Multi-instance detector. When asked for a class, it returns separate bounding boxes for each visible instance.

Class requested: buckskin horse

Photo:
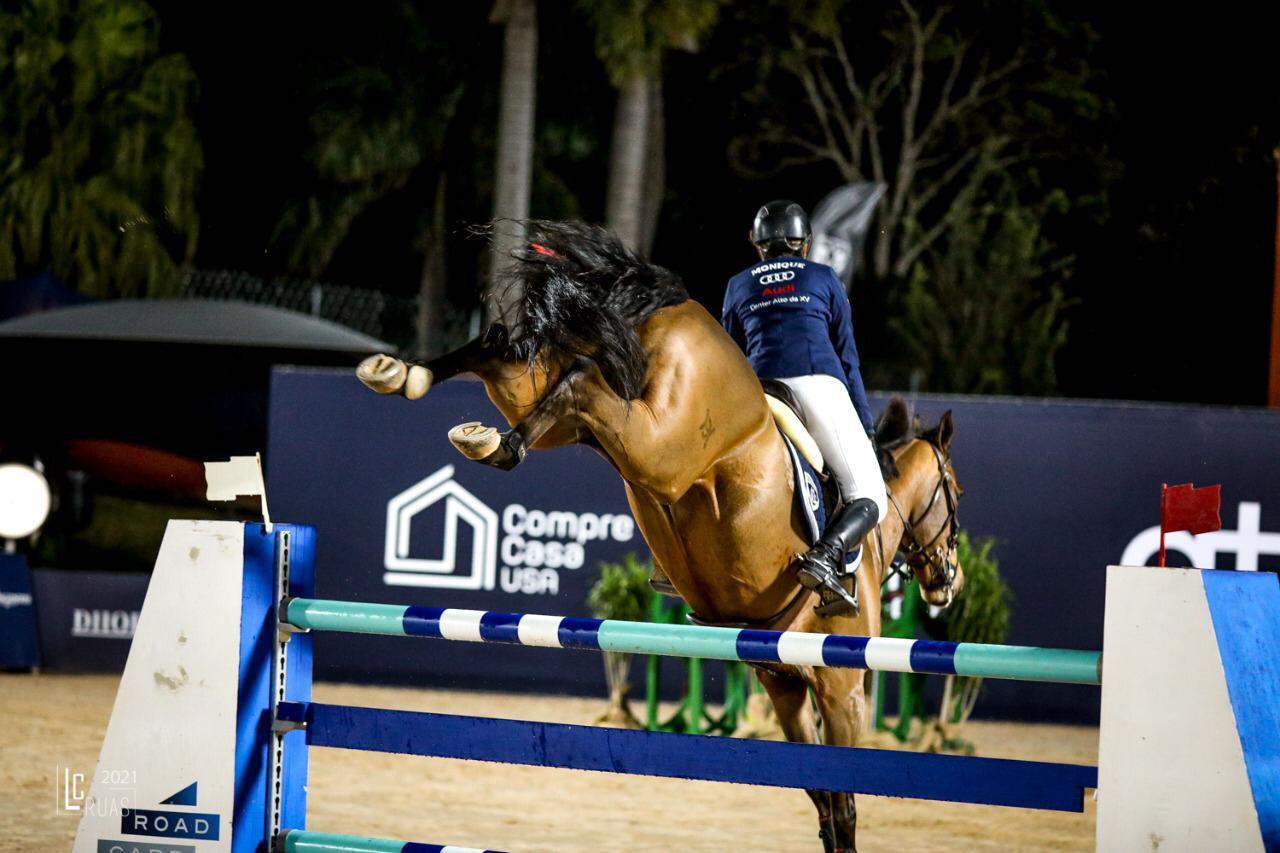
[356,221,964,853]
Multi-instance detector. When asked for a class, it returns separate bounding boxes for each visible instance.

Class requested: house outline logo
[384,465,499,589]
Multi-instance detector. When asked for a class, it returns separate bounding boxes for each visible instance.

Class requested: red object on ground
[1159,483,1223,566]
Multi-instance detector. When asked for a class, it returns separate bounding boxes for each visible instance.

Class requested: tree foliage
[577,0,722,253]
[0,0,202,297]
[268,3,598,354]
[735,0,1116,393]
[746,0,1112,277]
[577,0,721,84]
[273,2,464,278]
[890,179,1076,395]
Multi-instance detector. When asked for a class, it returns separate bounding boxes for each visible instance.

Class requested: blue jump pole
[278,701,1097,813]
[282,598,1102,686]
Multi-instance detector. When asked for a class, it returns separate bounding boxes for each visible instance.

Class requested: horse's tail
[496,220,688,400]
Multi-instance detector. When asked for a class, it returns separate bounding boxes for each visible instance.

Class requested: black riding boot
[796,497,880,616]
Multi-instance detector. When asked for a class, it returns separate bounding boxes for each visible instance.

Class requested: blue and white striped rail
[276,829,504,853]
[282,598,1101,685]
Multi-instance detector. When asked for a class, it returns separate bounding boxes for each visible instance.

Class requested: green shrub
[588,552,656,728]
[941,532,1011,646]
[588,552,655,622]
[938,531,1012,729]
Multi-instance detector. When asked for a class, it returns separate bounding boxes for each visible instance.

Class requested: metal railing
[180,268,478,354]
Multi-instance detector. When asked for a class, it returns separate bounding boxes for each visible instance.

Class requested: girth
[685,582,815,632]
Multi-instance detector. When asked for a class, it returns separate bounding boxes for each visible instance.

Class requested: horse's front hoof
[357,355,432,399]
[403,365,433,400]
[357,354,406,394]
[448,422,502,460]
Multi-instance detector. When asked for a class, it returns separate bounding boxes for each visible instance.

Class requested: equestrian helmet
[750,200,811,257]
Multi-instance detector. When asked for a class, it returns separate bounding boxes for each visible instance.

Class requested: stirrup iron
[797,557,859,616]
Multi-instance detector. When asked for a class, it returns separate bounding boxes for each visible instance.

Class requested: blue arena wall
[266,366,1280,722]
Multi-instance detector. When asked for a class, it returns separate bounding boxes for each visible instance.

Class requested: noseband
[887,441,961,606]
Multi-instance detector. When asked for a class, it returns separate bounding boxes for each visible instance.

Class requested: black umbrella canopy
[0,299,397,458]
[0,298,393,352]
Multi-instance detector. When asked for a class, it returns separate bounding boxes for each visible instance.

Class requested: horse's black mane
[495,220,688,400]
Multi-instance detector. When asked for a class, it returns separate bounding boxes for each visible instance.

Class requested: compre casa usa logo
[384,465,636,595]
[1121,500,1279,570]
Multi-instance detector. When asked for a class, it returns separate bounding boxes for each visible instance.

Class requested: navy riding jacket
[721,255,874,432]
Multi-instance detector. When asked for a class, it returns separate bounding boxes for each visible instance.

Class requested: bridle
[886,440,961,606]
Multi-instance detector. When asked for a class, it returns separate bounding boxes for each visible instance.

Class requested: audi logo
[759,271,795,285]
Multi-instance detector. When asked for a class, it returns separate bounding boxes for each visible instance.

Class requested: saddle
[761,379,825,474]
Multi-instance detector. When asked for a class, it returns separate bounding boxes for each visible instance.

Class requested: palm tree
[605,75,651,251]
[0,0,202,297]
[579,0,721,254]
[488,0,539,322]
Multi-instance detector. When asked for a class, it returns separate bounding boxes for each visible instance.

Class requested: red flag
[1159,483,1222,566]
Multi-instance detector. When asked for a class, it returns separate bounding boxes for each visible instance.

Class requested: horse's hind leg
[755,668,838,853]
[812,668,867,852]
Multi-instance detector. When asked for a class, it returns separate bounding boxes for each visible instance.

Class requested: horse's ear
[936,410,955,451]
[875,396,911,447]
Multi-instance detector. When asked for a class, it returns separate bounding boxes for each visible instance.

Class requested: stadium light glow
[0,464,52,540]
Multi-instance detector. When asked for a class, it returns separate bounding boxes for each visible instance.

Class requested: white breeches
[778,374,888,519]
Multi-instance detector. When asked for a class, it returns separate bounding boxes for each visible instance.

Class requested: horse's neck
[875,441,930,577]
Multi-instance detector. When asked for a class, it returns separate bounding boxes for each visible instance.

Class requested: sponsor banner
[909,394,1280,722]
[31,570,148,671]
[0,552,41,668]
[268,368,1280,721]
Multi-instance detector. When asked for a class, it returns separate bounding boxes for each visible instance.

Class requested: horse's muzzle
[920,554,964,607]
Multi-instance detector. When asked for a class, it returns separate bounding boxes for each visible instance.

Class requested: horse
[357,221,964,853]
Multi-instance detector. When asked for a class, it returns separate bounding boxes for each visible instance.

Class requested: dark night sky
[154,1,1280,406]
[1058,6,1279,404]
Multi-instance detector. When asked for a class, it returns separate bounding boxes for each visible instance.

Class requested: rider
[721,200,887,615]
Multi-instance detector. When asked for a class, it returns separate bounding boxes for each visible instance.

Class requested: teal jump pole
[275,829,502,853]
[283,598,1101,686]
